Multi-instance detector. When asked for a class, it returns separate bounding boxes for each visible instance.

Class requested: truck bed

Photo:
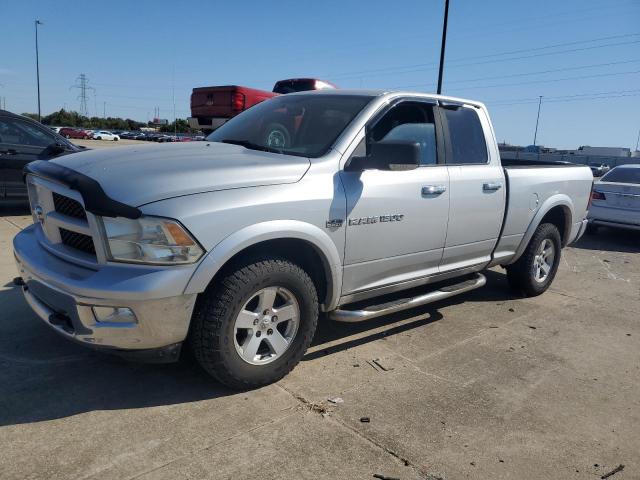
[490,162,593,265]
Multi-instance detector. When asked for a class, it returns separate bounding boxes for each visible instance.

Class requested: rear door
[0,115,60,198]
[438,104,505,272]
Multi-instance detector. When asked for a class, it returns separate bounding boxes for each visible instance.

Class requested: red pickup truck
[188,78,336,133]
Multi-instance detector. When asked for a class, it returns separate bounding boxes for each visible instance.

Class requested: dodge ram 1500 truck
[14,90,593,389]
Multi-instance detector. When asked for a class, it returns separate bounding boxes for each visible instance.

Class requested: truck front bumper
[13,224,198,361]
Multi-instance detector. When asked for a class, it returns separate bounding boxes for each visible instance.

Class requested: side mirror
[45,143,67,155]
[346,140,420,172]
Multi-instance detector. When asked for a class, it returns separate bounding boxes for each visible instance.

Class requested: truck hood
[52,142,311,206]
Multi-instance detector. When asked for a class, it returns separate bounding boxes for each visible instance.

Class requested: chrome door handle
[483,182,502,191]
[422,185,447,195]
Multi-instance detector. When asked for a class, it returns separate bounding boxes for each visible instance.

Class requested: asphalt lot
[1,199,639,480]
[73,138,151,148]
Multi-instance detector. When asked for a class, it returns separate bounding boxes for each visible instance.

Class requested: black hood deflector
[23,160,141,219]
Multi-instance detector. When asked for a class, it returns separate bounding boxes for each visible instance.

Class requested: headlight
[102,216,204,265]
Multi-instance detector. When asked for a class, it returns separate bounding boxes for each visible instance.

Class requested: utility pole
[437,0,450,95]
[35,19,43,121]
[103,101,106,118]
[70,74,95,117]
[635,128,640,152]
[172,66,177,138]
[533,96,543,146]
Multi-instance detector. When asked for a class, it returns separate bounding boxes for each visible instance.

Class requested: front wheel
[189,258,319,389]
[506,223,561,297]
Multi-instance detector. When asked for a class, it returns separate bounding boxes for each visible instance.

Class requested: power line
[393,58,640,89]
[449,68,640,91]
[485,88,640,105]
[324,36,640,82]
[488,90,640,107]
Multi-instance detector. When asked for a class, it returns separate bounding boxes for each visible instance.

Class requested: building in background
[576,146,631,157]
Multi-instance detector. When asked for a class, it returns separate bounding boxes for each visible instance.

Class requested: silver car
[588,165,640,232]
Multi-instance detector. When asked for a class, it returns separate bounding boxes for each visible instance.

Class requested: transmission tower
[70,74,95,116]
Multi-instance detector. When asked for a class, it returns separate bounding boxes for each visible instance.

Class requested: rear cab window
[441,106,488,165]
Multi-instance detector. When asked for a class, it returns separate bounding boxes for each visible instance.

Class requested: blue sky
[1,0,639,149]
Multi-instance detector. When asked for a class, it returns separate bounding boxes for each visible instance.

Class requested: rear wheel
[506,223,561,297]
[189,258,318,389]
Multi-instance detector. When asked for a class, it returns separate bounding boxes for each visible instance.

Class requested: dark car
[0,110,82,199]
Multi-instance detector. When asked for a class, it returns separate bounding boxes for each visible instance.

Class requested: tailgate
[190,87,236,117]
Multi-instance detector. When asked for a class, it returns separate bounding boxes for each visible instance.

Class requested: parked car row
[53,127,120,141]
[118,131,205,142]
[49,127,205,142]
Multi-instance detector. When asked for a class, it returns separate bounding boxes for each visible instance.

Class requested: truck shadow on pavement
[0,269,517,427]
[571,228,640,253]
[304,269,519,361]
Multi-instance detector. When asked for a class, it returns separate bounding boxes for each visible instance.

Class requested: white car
[93,131,120,141]
[588,165,640,232]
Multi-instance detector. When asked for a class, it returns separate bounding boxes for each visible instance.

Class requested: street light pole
[35,19,43,122]
[437,0,450,95]
[533,95,543,146]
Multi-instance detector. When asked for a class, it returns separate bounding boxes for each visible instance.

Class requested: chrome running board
[329,273,486,323]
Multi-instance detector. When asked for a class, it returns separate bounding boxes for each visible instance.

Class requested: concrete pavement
[1,203,638,480]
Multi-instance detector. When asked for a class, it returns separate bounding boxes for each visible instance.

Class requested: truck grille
[60,228,96,256]
[53,192,87,220]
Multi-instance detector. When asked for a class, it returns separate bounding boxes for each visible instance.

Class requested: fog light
[92,306,137,324]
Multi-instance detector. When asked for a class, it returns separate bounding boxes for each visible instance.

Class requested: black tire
[96,136,102,140]
[189,258,318,390]
[585,223,598,235]
[506,223,561,297]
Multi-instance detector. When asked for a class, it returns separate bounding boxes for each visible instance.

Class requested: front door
[340,100,450,295]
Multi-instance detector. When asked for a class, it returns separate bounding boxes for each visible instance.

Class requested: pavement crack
[276,383,430,479]
[3,218,26,231]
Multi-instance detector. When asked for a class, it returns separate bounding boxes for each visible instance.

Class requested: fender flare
[504,194,574,265]
[183,220,343,311]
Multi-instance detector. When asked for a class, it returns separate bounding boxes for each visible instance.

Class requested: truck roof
[286,88,486,109]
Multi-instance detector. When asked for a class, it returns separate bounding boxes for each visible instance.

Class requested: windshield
[207,94,373,158]
[601,167,640,184]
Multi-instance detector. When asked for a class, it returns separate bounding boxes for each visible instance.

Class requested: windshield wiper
[218,139,282,154]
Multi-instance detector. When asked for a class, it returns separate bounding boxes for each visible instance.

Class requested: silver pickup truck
[13,90,593,389]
